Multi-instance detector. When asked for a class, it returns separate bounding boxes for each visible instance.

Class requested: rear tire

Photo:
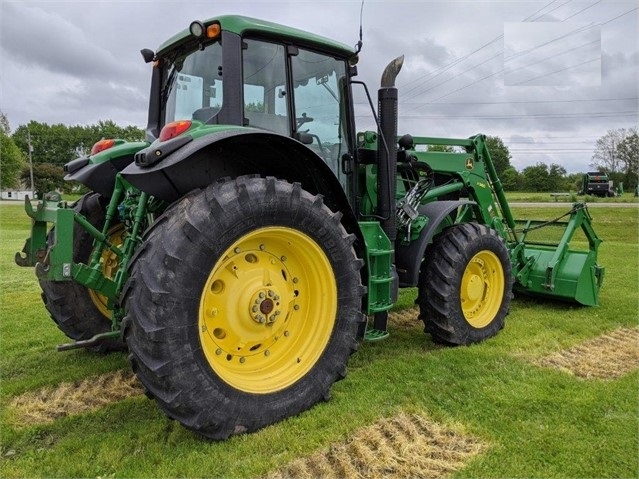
[123,176,364,439]
[417,223,512,345]
[39,192,125,352]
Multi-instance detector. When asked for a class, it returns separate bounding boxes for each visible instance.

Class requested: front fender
[396,200,475,287]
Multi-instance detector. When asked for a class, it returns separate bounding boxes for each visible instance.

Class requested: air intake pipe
[377,55,404,242]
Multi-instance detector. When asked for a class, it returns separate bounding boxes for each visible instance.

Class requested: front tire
[123,176,364,439]
[417,223,512,345]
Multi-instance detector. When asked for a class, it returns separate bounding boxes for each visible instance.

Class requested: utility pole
[27,128,35,197]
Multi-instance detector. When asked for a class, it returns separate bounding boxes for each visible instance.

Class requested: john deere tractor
[16,15,604,439]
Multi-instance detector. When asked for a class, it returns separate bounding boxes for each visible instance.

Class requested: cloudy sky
[1,0,637,173]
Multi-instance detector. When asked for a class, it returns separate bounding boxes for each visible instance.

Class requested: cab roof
[156,15,356,59]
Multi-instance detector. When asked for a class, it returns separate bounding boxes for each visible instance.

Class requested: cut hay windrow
[535,327,639,379]
[266,412,485,479]
[8,370,143,427]
[388,306,420,330]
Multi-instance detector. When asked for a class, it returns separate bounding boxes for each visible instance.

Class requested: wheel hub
[249,289,282,324]
[466,274,484,301]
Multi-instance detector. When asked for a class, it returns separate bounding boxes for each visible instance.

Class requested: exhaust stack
[372,56,403,334]
[377,55,404,242]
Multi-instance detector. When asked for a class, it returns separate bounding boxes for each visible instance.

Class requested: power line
[510,57,600,86]
[509,151,592,154]
[562,0,604,22]
[389,110,637,119]
[407,22,602,106]
[511,148,594,151]
[505,38,600,78]
[400,37,503,95]
[523,0,564,21]
[527,0,574,21]
[403,51,502,102]
[602,6,638,25]
[398,97,637,106]
[392,4,636,106]
[357,114,634,121]
[504,23,597,63]
[398,1,565,95]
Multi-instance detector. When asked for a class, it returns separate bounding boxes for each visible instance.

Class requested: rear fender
[122,128,366,298]
[64,141,148,197]
[396,200,475,287]
[121,128,356,229]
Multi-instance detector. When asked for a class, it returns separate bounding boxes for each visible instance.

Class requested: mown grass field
[504,191,638,203]
[1,201,637,478]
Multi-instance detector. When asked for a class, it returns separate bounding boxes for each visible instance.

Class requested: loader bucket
[512,203,604,306]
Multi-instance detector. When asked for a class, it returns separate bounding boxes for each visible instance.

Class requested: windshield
[162,41,223,125]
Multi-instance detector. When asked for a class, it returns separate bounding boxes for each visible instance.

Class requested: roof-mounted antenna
[355,0,365,54]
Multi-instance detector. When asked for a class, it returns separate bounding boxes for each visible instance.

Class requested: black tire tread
[123,176,363,439]
[417,223,513,345]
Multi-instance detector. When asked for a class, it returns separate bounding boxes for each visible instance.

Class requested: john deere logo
[465,157,474,169]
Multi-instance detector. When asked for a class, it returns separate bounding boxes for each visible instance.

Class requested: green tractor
[16,15,604,439]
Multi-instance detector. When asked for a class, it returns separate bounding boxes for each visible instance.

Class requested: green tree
[616,130,639,190]
[245,101,265,113]
[485,136,512,178]
[500,166,521,191]
[21,163,66,199]
[427,144,454,152]
[590,128,637,176]
[522,163,549,191]
[0,110,10,135]
[13,122,78,166]
[548,163,567,191]
[1,131,26,189]
[12,120,145,166]
[521,162,568,192]
[566,172,584,192]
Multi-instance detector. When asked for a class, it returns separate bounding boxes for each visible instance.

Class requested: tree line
[1,112,144,198]
[1,110,637,198]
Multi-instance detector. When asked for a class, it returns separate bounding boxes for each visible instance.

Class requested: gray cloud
[0,2,129,80]
[0,0,636,173]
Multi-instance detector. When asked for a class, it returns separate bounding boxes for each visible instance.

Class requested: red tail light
[91,139,116,155]
[159,120,192,142]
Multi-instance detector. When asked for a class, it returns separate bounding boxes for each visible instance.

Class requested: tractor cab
[144,16,356,190]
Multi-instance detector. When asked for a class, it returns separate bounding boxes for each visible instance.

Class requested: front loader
[16,15,604,439]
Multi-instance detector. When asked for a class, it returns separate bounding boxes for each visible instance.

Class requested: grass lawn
[504,191,638,203]
[1,201,637,478]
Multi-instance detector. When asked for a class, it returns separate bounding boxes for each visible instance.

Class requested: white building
[1,189,36,200]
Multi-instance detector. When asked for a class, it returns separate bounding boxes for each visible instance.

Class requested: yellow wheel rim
[460,250,505,328]
[199,227,337,394]
[88,224,125,318]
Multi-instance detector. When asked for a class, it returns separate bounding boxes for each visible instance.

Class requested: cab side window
[242,40,290,135]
